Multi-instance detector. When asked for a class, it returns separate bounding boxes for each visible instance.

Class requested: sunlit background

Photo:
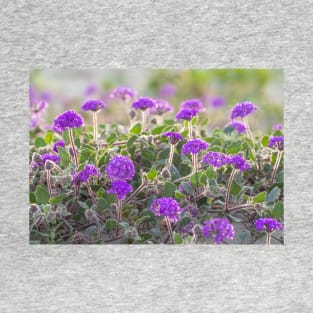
[30,69,283,134]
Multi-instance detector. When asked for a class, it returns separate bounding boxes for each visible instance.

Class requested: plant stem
[165,217,174,244]
[188,121,193,139]
[87,183,97,205]
[116,199,123,236]
[167,144,175,170]
[271,150,283,183]
[142,110,147,131]
[46,170,53,197]
[191,153,198,173]
[93,111,98,146]
[69,128,79,169]
[225,167,237,212]
[126,182,154,204]
[243,117,254,144]
[266,232,271,245]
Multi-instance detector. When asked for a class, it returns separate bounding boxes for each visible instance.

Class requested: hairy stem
[46,170,53,197]
[271,150,283,183]
[126,182,154,204]
[69,128,79,169]
[266,232,271,245]
[243,116,254,144]
[191,153,198,173]
[225,167,237,212]
[116,199,123,236]
[142,110,147,131]
[87,183,97,205]
[167,144,175,170]
[188,121,193,139]
[165,217,174,244]
[93,111,98,146]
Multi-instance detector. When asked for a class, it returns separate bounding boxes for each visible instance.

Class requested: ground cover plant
[29,69,284,244]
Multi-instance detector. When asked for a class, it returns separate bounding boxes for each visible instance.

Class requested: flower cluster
[81,99,106,112]
[254,218,283,232]
[131,97,156,110]
[110,86,136,102]
[268,136,284,150]
[175,108,198,121]
[181,139,208,155]
[210,96,226,108]
[231,101,258,119]
[42,154,61,164]
[150,197,182,222]
[227,121,246,133]
[163,132,183,145]
[53,110,83,132]
[202,218,235,244]
[272,124,283,131]
[180,99,205,112]
[73,164,101,185]
[52,140,65,153]
[227,154,251,171]
[159,83,176,98]
[203,151,228,168]
[108,181,133,200]
[149,99,173,115]
[105,155,135,181]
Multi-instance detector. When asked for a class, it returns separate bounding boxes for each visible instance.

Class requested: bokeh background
[30,69,283,134]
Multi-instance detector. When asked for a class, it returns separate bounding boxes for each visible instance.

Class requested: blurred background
[30,69,283,134]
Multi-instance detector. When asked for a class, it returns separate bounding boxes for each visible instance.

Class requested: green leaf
[190,172,206,187]
[49,193,67,205]
[97,198,107,211]
[262,136,269,147]
[130,123,142,134]
[180,182,195,195]
[147,167,157,180]
[206,167,216,179]
[105,219,118,231]
[230,180,241,196]
[58,147,70,168]
[35,137,46,148]
[35,185,50,204]
[173,232,183,244]
[225,140,241,154]
[253,191,267,203]
[45,131,54,144]
[174,190,185,200]
[267,186,281,202]
[142,149,154,161]
[151,125,167,135]
[163,182,177,197]
[271,201,283,218]
[127,135,138,151]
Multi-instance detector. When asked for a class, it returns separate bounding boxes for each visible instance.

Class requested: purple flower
[149,99,174,115]
[84,84,98,97]
[108,181,133,200]
[272,124,283,131]
[202,218,235,244]
[203,152,228,168]
[30,114,39,129]
[52,140,66,153]
[210,96,226,108]
[181,99,205,112]
[163,132,183,145]
[175,108,199,121]
[227,154,251,171]
[181,221,196,235]
[41,154,61,164]
[159,83,177,98]
[150,197,182,222]
[73,164,101,185]
[227,121,246,134]
[268,136,284,150]
[131,97,156,110]
[105,155,135,181]
[230,101,258,120]
[181,139,209,155]
[53,110,83,132]
[81,99,106,112]
[182,204,199,218]
[254,218,283,233]
[110,86,136,102]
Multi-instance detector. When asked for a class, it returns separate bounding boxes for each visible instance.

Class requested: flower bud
[45,160,55,171]
[32,152,42,164]
[150,118,157,125]
[30,204,40,215]
[129,109,136,120]
[161,168,171,179]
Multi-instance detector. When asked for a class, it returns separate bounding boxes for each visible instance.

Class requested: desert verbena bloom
[227,121,246,134]
[202,218,235,244]
[52,140,65,153]
[163,132,183,145]
[181,139,208,155]
[254,218,283,232]
[53,110,83,132]
[150,197,182,222]
[105,155,135,181]
[227,154,251,171]
[272,124,283,131]
[175,108,199,121]
[210,96,226,108]
[230,101,258,120]
[203,151,228,168]
[81,99,106,112]
[108,181,133,200]
[149,99,174,115]
[268,136,284,150]
[181,99,205,112]
[110,86,136,102]
[42,154,61,164]
[73,164,101,185]
[131,97,156,110]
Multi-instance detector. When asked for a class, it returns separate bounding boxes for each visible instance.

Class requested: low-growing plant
[29,86,284,245]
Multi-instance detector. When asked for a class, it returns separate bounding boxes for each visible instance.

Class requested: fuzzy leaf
[267,187,281,202]
[163,182,177,197]
[253,191,267,203]
[35,185,50,204]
